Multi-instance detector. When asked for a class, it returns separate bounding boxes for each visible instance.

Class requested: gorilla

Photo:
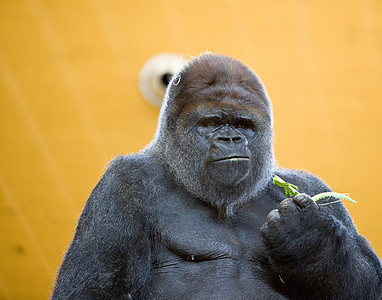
[52,55,382,299]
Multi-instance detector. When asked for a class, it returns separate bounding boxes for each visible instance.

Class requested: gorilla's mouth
[213,156,250,163]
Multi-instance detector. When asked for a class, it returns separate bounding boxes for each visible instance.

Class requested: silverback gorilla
[52,55,382,299]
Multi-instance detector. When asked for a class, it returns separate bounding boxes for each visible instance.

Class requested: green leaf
[311,192,357,203]
[272,175,299,197]
[272,175,356,204]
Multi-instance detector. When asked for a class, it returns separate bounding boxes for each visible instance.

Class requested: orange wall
[0,1,381,299]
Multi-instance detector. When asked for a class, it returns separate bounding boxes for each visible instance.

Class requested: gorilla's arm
[261,170,382,299]
[52,156,151,299]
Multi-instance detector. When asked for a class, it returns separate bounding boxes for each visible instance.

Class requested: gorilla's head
[146,55,274,218]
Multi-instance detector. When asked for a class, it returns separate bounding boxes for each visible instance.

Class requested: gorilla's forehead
[173,84,271,119]
[179,98,271,125]
[186,100,259,115]
[182,83,269,107]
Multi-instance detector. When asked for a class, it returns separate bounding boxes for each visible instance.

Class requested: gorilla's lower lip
[213,156,250,163]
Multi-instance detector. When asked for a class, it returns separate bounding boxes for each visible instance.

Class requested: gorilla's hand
[259,193,382,299]
[260,193,333,268]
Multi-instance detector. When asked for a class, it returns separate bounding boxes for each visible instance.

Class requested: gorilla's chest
[146,193,283,299]
[151,192,270,264]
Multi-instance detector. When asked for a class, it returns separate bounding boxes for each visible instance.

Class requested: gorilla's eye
[199,117,222,128]
[234,118,255,130]
[206,120,217,127]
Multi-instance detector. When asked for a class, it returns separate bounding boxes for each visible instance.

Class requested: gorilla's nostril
[218,137,231,142]
[216,136,244,144]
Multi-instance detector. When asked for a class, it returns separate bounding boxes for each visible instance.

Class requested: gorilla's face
[197,112,252,185]
[149,55,274,218]
[169,97,273,218]
[189,103,263,186]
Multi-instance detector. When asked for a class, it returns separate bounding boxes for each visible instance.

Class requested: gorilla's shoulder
[90,154,167,209]
[106,153,165,179]
[93,154,168,198]
[273,167,332,195]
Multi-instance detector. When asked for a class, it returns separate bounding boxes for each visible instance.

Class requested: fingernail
[294,194,305,201]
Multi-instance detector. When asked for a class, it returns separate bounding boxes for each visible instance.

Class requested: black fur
[52,55,382,299]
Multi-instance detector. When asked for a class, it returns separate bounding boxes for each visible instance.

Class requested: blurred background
[0,0,381,299]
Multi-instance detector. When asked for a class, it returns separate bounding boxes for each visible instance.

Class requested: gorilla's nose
[211,127,248,149]
[216,135,245,144]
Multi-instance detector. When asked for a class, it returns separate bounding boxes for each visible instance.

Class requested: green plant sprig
[272,175,356,204]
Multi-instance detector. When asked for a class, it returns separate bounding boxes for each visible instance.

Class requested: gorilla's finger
[260,222,269,236]
[260,222,277,240]
[267,209,281,223]
[260,221,283,248]
[278,198,299,216]
[292,193,318,210]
